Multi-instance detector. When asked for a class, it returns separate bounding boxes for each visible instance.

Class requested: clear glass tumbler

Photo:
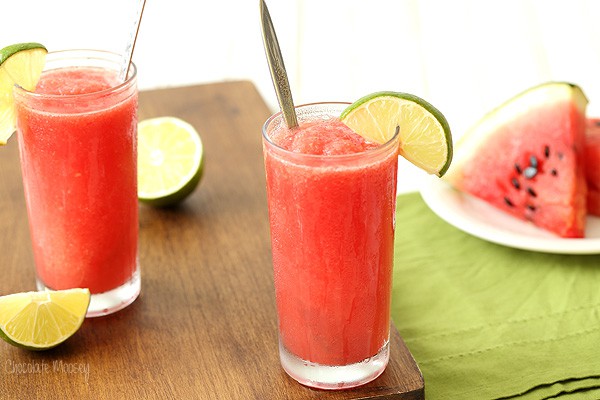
[262,103,399,389]
[14,49,140,317]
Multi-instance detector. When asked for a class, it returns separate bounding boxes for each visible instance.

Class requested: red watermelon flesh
[445,82,588,238]
[588,188,600,217]
[585,118,600,216]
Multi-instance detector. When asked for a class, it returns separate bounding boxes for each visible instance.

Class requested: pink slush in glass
[13,50,140,317]
[262,102,399,389]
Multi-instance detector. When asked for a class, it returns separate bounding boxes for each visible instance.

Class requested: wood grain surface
[0,81,424,399]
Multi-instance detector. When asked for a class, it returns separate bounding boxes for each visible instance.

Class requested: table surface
[0,81,424,399]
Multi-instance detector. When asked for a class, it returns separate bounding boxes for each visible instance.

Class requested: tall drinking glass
[13,49,140,317]
[262,103,399,389]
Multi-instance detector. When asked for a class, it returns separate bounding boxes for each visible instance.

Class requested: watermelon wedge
[444,82,588,238]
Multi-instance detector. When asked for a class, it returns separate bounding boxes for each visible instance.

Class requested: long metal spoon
[260,0,298,128]
[118,0,147,82]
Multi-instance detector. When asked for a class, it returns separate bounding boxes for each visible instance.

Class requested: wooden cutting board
[0,81,424,399]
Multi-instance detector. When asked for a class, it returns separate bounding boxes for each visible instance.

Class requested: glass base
[36,268,140,318]
[279,339,389,390]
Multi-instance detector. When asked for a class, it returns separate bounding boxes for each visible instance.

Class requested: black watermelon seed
[596,120,600,127]
[558,152,564,160]
[511,178,520,189]
[527,187,537,197]
[551,169,558,176]
[523,166,537,179]
[504,197,514,207]
[515,163,522,174]
[530,156,538,168]
[544,146,550,158]
[526,204,536,211]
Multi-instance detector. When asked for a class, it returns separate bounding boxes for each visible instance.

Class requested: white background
[6,0,600,190]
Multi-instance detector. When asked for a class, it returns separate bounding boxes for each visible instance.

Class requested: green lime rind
[341,91,453,177]
[0,42,47,65]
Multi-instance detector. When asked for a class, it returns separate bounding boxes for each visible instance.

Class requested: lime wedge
[138,116,204,207]
[340,91,453,177]
[0,288,90,350]
[0,42,47,145]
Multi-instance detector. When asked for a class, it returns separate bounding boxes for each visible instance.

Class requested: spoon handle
[260,0,298,128]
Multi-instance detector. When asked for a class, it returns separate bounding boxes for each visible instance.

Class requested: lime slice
[138,116,204,207]
[0,288,90,350]
[340,91,453,177]
[0,42,47,145]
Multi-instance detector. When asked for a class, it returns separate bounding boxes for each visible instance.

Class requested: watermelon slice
[585,118,600,216]
[444,82,588,238]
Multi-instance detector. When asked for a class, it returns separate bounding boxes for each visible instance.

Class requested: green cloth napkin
[391,192,600,400]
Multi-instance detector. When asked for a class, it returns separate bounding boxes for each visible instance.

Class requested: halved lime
[138,116,204,207]
[0,42,47,145]
[340,91,453,177]
[0,288,90,351]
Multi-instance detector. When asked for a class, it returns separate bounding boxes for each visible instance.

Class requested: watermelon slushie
[262,103,399,389]
[14,50,140,317]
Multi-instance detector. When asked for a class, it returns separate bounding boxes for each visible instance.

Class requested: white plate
[419,177,600,254]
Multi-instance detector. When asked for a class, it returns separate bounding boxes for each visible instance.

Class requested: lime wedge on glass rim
[0,42,47,145]
[340,91,453,177]
[0,288,90,351]
[138,116,204,207]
